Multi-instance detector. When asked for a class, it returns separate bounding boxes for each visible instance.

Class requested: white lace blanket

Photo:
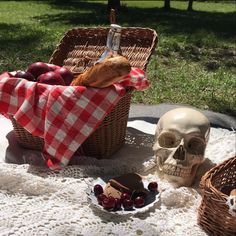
[0,116,235,236]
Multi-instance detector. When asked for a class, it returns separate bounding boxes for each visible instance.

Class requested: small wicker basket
[197,156,236,236]
[10,27,158,158]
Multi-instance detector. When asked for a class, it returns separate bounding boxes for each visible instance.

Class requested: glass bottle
[110,24,121,55]
[95,24,122,64]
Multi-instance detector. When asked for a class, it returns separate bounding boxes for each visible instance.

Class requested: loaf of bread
[70,55,131,88]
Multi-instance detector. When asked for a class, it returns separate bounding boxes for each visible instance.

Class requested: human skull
[226,189,236,217]
[153,107,210,187]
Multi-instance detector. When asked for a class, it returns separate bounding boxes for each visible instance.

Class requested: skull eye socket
[187,138,205,154]
[230,198,234,206]
[158,133,177,148]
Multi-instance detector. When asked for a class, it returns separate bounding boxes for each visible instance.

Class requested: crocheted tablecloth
[0,115,235,236]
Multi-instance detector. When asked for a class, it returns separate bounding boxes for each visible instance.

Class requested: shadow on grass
[0,23,41,50]
[1,1,234,57]
[33,1,236,41]
[0,22,53,54]
[207,97,236,118]
[0,1,235,115]
[0,23,54,71]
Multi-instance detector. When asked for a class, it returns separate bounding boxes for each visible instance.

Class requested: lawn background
[0,0,235,116]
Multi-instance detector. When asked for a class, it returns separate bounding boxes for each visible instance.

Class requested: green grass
[0,0,235,116]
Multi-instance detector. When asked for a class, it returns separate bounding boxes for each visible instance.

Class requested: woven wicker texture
[49,27,158,73]
[11,27,158,158]
[197,156,236,236]
[11,115,44,150]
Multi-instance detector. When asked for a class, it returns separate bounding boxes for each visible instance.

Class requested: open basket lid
[49,27,158,75]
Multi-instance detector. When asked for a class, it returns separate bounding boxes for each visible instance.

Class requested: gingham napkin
[0,68,149,169]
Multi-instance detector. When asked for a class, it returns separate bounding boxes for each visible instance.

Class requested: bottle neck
[95,25,122,64]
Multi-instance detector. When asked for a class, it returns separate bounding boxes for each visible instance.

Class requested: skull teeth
[163,164,192,177]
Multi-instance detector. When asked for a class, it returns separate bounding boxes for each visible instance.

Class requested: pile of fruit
[9,62,74,86]
[93,181,158,211]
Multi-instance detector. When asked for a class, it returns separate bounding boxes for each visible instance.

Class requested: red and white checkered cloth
[0,67,149,169]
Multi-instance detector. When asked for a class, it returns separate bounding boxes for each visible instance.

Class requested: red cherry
[134,196,145,208]
[120,192,131,203]
[132,190,148,200]
[102,196,116,210]
[93,184,103,196]
[122,199,134,210]
[148,182,158,192]
[97,193,107,205]
[114,198,122,210]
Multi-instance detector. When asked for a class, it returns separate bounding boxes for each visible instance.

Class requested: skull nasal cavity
[173,145,185,160]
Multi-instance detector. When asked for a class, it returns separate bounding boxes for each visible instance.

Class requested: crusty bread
[70,55,131,88]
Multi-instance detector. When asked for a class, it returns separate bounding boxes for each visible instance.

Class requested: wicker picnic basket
[197,156,236,236]
[10,27,158,158]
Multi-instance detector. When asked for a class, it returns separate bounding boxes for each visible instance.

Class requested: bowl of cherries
[87,177,160,215]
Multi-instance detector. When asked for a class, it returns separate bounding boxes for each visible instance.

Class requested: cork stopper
[110,9,116,24]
